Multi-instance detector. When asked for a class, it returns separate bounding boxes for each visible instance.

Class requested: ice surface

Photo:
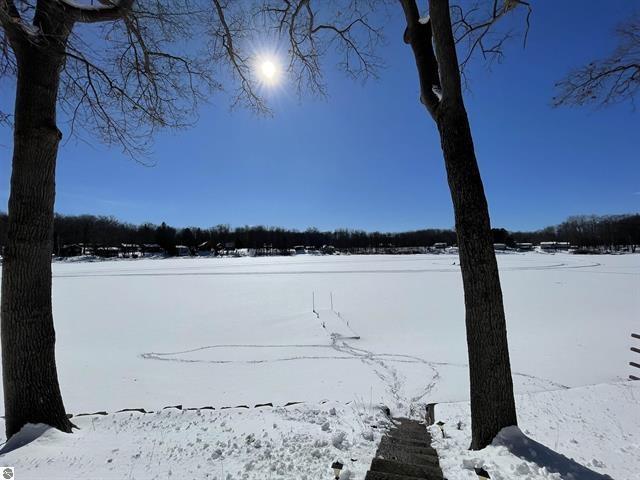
[10,252,632,414]
[0,252,637,478]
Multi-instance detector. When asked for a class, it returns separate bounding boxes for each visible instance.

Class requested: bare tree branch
[0,1,221,158]
[59,0,134,24]
[258,0,386,97]
[56,2,218,157]
[2,0,19,19]
[211,0,267,112]
[0,24,17,73]
[1,0,535,157]
[554,15,640,108]
[0,0,35,45]
[399,0,440,119]
[397,0,530,118]
[450,0,531,84]
[0,107,11,128]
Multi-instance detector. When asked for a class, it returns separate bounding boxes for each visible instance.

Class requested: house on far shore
[540,241,557,251]
[141,244,165,255]
[95,246,120,258]
[540,241,571,251]
[197,241,213,255]
[493,243,507,251]
[432,242,447,250]
[222,241,236,255]
[175,245,191,256]
[121,243,141,257]
[516,242,534,251]
[293,245,306,255]
[321,245,336,255]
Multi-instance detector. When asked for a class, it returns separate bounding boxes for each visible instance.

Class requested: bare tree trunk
[401,0,517,449]
[436,102,517,450]
[1,44,73,438]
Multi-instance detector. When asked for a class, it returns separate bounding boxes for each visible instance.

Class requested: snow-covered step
[376,442,440,467]
[364,471,426,480]
[378,437,438,457]
[365,417,444,480]
[381,433,436,450]
[370,458,444,479]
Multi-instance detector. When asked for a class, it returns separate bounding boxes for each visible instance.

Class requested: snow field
[0,252,637,478]
[0,401,388,479]
[432,381,640,480]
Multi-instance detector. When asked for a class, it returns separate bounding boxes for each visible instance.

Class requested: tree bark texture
[435,102,518,450]
[1,40,73,438]
[401,0,518,449]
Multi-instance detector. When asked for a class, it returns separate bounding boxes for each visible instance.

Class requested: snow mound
[431,382,639,480]
[0,402,390,479]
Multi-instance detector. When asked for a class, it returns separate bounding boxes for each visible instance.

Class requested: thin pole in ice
[312,291,319,318]
[330,292,334,311]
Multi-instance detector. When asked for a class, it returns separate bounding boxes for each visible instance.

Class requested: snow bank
[432,381,640,480]
[0,401,388,480]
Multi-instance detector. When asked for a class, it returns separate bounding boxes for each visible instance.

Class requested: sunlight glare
[258,58,279,85]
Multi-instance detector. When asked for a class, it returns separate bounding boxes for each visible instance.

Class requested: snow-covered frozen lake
[3,252,636,415]
[0,252,638,479]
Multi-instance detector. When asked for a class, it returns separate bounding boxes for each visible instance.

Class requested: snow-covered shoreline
[1,381,637,479]
[432,380,640,480]
[0,253,637,478]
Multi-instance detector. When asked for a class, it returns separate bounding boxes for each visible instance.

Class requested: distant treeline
[509,214,640,248]
[0,212,638,253]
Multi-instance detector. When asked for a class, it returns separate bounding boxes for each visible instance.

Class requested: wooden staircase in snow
[364,417,445,480]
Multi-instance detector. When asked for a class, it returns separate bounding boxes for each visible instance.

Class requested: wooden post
[426,403,437,426]
[630,333,639,381]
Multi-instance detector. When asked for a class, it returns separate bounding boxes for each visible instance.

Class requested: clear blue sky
[1,1,638,232]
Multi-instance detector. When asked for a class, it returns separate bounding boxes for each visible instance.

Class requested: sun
[258,58,279,84]
[261,60,276,79]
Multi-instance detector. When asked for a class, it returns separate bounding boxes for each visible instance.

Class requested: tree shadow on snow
[493,426,612,480]
[0,423,51,455]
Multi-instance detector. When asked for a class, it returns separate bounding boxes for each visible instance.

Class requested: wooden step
[364,471,427,480]
[388,428,431,440]
[375,448,441,468]
[364,416,444,480]
[378,437,438,457]
[370,458,444,480]
[381,435,438,452]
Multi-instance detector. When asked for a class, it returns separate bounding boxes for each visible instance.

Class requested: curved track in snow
[141,310,568,410]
